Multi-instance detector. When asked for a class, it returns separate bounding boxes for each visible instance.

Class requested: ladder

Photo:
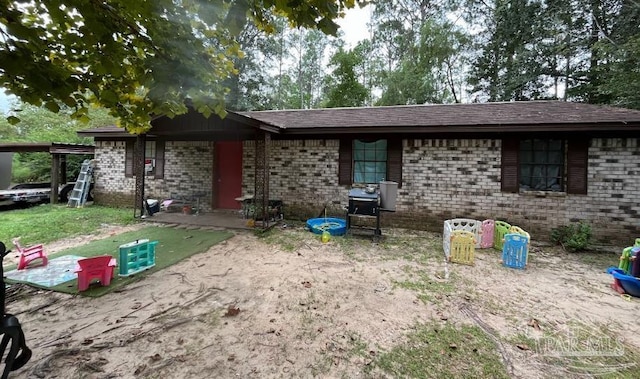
[67,160,95,208]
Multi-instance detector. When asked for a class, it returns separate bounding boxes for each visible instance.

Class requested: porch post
[50,153,60,204]
[254,130,270,228]
[133,134,146,218]
[60,154,67,184]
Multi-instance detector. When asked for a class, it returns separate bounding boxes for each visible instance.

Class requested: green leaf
[44,101,60,113]
[7,116,21,125]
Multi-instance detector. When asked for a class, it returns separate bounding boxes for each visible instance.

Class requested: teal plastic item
[118,239,158,277]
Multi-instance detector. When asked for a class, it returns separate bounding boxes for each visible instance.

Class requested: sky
[0,6,373,115]
[0,89,14,114]
[336,4,372,48]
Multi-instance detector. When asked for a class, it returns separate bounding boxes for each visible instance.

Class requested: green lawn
[0,204,135,246]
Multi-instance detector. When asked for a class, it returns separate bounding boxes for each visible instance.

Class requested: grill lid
[348,188,378,200]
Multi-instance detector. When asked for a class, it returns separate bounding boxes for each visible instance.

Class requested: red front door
[215,141,243,209]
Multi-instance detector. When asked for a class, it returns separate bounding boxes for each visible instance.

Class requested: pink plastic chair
[480,219,495,249]
[74,256,117,291]
[12,238,48,270]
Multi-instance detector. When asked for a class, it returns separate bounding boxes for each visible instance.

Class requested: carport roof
[0,142,94,154]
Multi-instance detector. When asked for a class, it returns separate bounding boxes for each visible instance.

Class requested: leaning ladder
[67,160,94,208]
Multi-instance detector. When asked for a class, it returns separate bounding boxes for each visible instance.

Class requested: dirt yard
[4,222,639,379]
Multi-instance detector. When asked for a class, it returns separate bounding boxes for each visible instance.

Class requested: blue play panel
[4,255,83,287]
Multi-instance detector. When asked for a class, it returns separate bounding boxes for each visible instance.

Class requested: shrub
[551,222,592,252]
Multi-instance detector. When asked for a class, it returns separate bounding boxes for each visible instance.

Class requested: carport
[0,142,95,203]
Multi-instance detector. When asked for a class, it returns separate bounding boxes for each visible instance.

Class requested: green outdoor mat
[4,226,234,297]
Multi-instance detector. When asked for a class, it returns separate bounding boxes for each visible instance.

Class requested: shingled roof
[241,100,640,134]
[78,101,640,138]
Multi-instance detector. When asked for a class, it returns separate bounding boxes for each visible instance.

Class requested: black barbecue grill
[346,188,381,236]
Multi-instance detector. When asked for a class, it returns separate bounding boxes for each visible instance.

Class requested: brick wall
[94,140,214,210]
[242,139,346,203]
[242,138,640,242]
[95,137,640,242]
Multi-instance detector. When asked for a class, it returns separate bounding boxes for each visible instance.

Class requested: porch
[143,209,254,230]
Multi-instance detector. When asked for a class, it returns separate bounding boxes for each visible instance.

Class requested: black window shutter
[125,140,134,178]
[566,139,589,195]
[386,138,403,188]
[501,138,519,193]
[154,140,165,179]
[338,139,352,185]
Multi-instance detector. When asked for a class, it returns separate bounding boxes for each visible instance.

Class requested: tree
[0,0,362,132]
[593,1,640,109]
[370,0,469,105]
[467,0,548,101]
[323,46,369,107]
[0,102,116,182]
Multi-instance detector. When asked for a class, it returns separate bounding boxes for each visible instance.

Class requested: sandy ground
[3,223,639,379]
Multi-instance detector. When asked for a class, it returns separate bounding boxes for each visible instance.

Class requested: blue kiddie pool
[306,217,347,236]
[608,267,640,297]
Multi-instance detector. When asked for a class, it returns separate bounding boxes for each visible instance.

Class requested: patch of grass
[574,251,620,271]
[334,234,371,260]
[375,233,443,263]
[258,227,307,252]
[0,204,135,245]
[393,269,457,303]
[368,322,509,379]
[333,230,443,263]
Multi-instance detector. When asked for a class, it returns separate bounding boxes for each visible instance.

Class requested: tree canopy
[2,0,640,137]
[0,0,361,133]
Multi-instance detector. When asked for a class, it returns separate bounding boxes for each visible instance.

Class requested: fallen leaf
[224,305,241,317]
[134,364,147,375]
[528,319,541,330]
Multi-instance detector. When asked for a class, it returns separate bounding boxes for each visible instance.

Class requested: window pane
[353,139,387,184]
[548,150,563,164]
[519,139,565,192]
[364,149,377,160]
[548,140,562,151]
[353,161,366,183]
[533,139,546,151]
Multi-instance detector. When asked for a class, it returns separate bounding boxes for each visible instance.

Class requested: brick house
[78,101,640,242]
